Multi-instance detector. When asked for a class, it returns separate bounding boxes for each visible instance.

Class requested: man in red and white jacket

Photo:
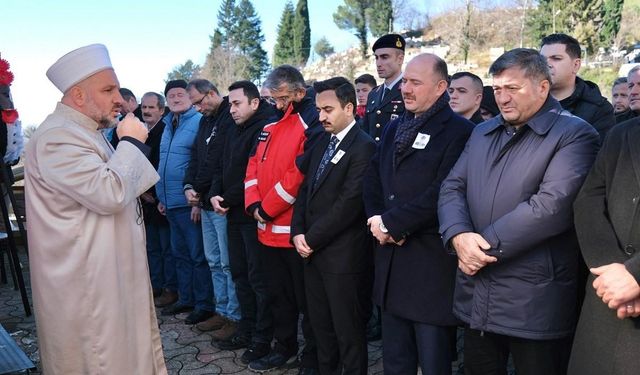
[244,65,320,374]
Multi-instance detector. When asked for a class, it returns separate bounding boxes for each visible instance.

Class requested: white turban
[46,44,113,93]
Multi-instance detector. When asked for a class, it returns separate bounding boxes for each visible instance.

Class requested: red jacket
[244,104,308,248]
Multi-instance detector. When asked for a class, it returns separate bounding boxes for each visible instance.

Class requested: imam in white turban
[46,44,113,93]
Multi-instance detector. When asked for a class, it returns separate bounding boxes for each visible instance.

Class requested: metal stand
[0,160,31,316]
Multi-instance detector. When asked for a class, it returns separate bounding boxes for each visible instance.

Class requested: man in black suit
[291,77,376,375]
[568,68,640,375]
[361,34,406,143]
[363,53,474,374]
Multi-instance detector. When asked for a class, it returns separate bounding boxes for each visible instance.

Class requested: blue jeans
[166,207,214,311]
[201,209,241,321]
[146,222,177,292]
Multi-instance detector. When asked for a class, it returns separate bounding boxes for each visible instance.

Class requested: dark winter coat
[184,97,232,210]
[363,105,474,325]
[208,100,277,224]
[568,118,640,375]
[439,97,600,339]
[560,76,615,143]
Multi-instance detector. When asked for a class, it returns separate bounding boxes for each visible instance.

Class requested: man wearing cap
[361,33,406,142]
[25,44,166,374]
[156,79,215,325]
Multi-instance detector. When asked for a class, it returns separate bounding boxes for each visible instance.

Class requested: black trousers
[463,327,571,375]
[262,245,317,367]
[381,311,454,375]
[304,261,370,375]
[227,222,273,344]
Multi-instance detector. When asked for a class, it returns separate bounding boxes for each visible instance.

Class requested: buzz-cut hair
[450,72,484,93]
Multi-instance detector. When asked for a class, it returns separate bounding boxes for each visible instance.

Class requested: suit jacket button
[376,123,381,128]
[375,137,380,142]
[624,244,636,256]
[388,194,395,201]
[633,196,639,204]
[376,110,381,115]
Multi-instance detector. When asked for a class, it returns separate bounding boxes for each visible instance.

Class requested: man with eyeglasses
[244,65,319,374]
[156,79,215,326]
[183,79,241,339]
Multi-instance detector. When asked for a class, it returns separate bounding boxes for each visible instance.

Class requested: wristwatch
[379,221,389,233]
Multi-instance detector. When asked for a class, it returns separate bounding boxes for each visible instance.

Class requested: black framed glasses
[192,93,207,106]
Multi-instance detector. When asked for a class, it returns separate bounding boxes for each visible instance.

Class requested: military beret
[372,34,406,52]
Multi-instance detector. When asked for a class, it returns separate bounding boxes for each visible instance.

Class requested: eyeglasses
[192,94,207,106]
[261,96,276,105]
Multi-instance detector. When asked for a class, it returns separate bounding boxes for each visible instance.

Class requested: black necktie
[314,136,339,186]
[381,87,391,102]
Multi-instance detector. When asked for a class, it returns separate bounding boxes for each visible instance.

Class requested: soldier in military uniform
[361,34,406,142]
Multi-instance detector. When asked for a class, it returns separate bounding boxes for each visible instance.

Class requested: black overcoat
[363,106,473,325]
[569,118,640,375]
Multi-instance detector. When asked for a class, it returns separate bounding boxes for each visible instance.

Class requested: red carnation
[0,59,9,72]
[0,70,13,86]
[1,109,19,124]
[0,58,13,86]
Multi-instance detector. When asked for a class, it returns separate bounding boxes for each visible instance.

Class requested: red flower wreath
[1,109,18,124]
[0,59,14,86]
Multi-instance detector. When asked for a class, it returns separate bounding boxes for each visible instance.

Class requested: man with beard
[25,43,166,374]
[363,53,474,374]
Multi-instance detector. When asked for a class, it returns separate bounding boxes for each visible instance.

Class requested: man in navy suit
[363,53,474,374]
[292,77,376,375]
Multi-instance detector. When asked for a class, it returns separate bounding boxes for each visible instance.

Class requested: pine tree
[367,0,393,38]
[601,0,625,47]
[234,0,269,81]
[166,60,201,83]
[294,0,311,66]
[333,0,369,59]
[212,0,238,50]
[314,37,335,59]
[274,1,297,66]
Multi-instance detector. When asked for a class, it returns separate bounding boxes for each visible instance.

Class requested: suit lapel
[627,124,640,188]
[311,126,358,197]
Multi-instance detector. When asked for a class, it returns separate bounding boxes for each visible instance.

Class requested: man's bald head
[401,53,449,116]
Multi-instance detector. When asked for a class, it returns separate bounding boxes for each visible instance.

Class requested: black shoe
[248,351,296,372]
[241,342,271,365]
[161,303,194,316]
[184,309,215,324]
[217,334,251,351]
[298,368,319,375]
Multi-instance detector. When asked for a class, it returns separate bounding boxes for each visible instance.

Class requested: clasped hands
[451,232,498,276]
[591,263,640,319]
[367,215,405,246]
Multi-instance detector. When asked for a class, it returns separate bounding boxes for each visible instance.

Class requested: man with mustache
[139,92,178,308]
[25,44,166,374]
[292,77,376,375]
[363,53,474,374]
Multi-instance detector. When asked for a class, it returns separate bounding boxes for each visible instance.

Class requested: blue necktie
[314,136,338,187]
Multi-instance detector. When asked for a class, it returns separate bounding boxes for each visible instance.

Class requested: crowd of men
[22,31,640,375]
